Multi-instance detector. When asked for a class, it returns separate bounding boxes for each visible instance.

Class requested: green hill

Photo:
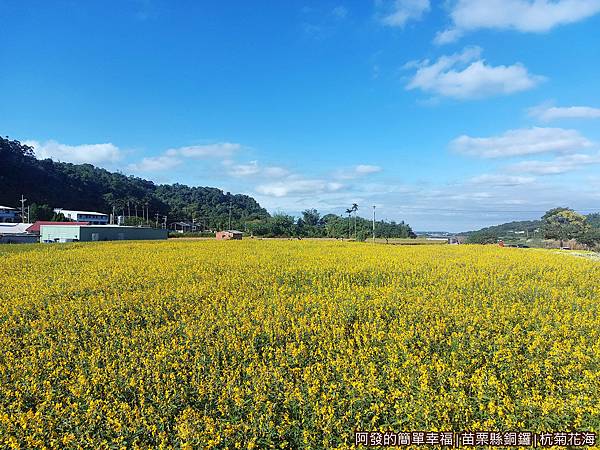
[462,220,543,236]
[0,137,269,229]
[463,214,600,245]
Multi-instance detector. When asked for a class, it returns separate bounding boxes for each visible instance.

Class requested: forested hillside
[0,137,269,228]
[463,211,600,247]
[1,136,416,237]
[462,220,543,236]
[464,215,600,237]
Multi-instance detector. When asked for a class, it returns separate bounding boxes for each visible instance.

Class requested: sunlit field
[1,241,599,449]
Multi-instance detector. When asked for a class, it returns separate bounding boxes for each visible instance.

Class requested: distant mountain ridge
[463,215,600,236]
[461,220,542,236]
[0,137,269,228]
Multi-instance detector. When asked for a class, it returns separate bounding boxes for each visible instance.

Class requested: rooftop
[0,223,32,234]
[40,224,155,229]
[54,208,108,216]
[27,221,90,233]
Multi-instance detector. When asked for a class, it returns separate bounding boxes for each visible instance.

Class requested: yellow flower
[0,240,598,447]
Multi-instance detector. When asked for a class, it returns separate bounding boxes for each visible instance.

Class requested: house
[26,221,90,234]
[53,209,109,225]
[0,206,19,223]
[170,222,198,233]
[215,230,243,240]
[40,225,168,243]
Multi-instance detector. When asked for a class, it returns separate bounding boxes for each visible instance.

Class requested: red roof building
[26,221,90,233]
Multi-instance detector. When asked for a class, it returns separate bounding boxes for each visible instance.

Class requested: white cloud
[451,127,593,158]
[335,164,383,179]
[263,166,290,177]
[24,140,122,165]
[355,164,382,175]
[227,160,261,177]
[253,171,600,232]
[436,0,600,44]
[168,142,241,159]
[468,173,536,186]
[406,47,544,99]
[227,160,289,178]
[379,0,430,27]
[256,177,344,197]
[127,155,182,172]
[528,104,600,122]
[435,28,464,45]
[128,141,243,173]
[508,152,600,174]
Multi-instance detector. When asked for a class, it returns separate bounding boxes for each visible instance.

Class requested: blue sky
[2,0,600,231]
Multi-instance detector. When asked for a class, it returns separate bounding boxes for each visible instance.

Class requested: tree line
[467,208,600,249]
[246,209,415,240]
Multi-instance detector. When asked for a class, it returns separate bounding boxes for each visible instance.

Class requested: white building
[54,209,109,225]
[0,206,19,223]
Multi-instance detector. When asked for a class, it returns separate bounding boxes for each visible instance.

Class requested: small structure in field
[170,222,197,233]
[216,230,243,240]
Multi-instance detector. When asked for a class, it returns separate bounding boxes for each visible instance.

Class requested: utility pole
[155,213,160,228]
[20,195,27,223]
[372,205,376,243]
[228,200,232,230]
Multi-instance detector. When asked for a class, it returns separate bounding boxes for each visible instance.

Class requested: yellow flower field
[0,240,599,449]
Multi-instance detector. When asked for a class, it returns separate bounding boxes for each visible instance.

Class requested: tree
[355,229,369,242]
[28,203,56,222]
[542,207,589,247]
[271,214,296,236]
[301,209,321,227]
[0,136,35,163]
[576,228,600,250]
[351,203,358,239]
[586,213,600,229]
[466,231,499,245]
